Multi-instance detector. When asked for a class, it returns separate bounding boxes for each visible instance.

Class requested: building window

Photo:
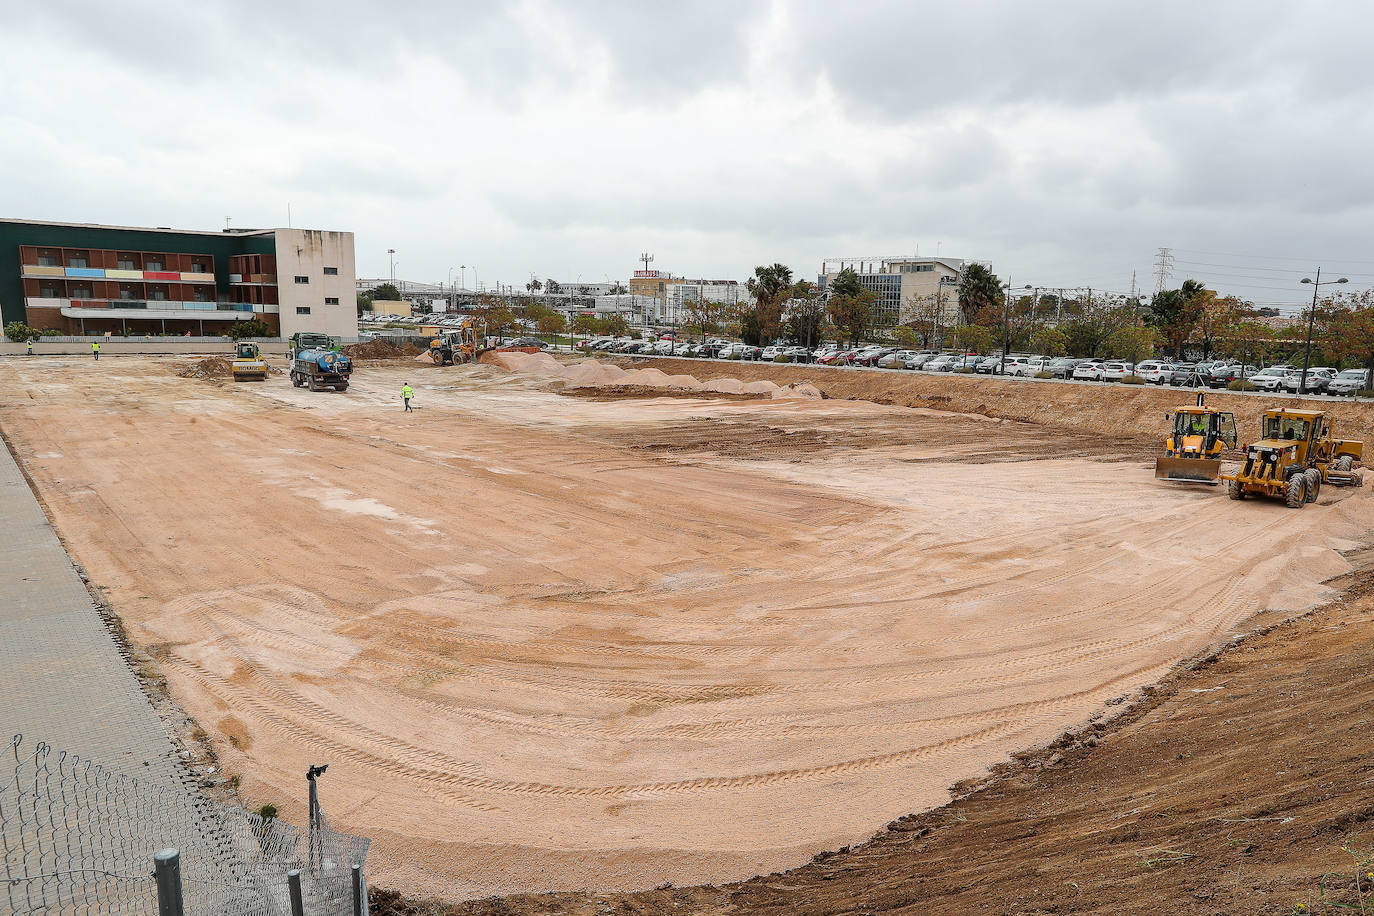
[323,267,338,275]
[149,289,167,301]
[294,276,309,284]
[70,287,92,299]
[67,255,88,269]
[119,287,137,300]
[193,287,211,302]
[117,257,136,270]
[146,259,164,271]
[296,306,312,315]
[40,285,60,298]
[324,297,339,305]
[37,254,58,267]
[191,260,208,273]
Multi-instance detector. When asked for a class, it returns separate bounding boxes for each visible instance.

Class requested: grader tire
[1227,479,1245,500]
[1337,455,1354,473]
[1305,468,1322,503]
[1286,474,1307,508]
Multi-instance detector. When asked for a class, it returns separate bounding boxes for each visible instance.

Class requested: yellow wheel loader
[1221,408,1363,507]
[231,341,268,381]
[429,317,486,365]
[1155,394,1236,484]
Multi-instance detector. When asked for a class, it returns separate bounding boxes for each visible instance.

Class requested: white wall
[273,229,358,339]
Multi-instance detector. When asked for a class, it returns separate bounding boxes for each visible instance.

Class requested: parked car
[1072,360,1106,381]
[1247,367,1289,391]
[1328,368,1370,396]
[1100,361,1136,382]
[1299,367,1336,393]
[973,355,1001,374]
[999,356,1037,376]
[1045,357,1080,378]
[924,354,958,372]
[1135,361,1172,384]
[876,350,917,369]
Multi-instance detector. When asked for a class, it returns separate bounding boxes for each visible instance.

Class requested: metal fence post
[154,848,184,916]
[352,863,364,916]
[287,869,304,916]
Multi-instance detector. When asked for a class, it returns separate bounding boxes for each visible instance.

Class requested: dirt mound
[485,351,823,400]
[176,356,233,379]
[560,385,769,402]
[342,340,424,361]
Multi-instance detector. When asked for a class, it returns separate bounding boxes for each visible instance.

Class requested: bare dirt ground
[1,355,1372,908]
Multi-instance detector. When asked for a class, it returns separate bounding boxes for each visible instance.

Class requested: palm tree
[956,263,1002,325]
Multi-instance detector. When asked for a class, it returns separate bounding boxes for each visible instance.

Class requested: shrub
[1034,371,1054,379]
[4,321,38,343]
[1120,375,1146,385]
[727,352,742,360]
[1359,389,1374,398]
[773,353,790,363]
[227,319,271,340]
[955,366,975,374]
[255,803,277,821]
[1228,379,1257,392]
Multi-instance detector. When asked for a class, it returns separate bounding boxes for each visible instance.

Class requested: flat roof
[0,217,278,238]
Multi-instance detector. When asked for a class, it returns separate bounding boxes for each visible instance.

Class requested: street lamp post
[1299,268,1348,395]
[999,281,1032,374]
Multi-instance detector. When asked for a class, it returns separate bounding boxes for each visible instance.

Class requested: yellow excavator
[1155,393,1236,484]
[231,341,268,381]
[429,316,485,365]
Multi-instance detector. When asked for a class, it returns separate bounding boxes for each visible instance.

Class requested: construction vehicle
[290,348,352,392]
[1222,407,1363,507]
[1155,393,1236,484]
[429,317,485,365]
[289,332,339,359]
[230,341,268,381]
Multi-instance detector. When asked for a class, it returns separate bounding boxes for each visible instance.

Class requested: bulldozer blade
[1154,455,1222,484]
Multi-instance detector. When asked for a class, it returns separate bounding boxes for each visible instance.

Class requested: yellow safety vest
[92,342,99,351]
[402,386,413,398]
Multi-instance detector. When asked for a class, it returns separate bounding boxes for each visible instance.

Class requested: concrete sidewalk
[0,433,181,781]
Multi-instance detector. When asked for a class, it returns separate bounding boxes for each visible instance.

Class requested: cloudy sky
[5,1,1374,309]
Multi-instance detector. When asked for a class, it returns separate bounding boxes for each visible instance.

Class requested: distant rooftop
[0,217,281,237]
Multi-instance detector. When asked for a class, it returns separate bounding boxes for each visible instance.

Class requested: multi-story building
[819,256,968,328]
[663,279,746,324]
[0,219,356,338]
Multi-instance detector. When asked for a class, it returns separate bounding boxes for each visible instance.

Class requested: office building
[819,256,968,327]
[0,218,357,338]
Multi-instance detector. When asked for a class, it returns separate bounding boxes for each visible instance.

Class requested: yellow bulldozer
[429,317,485,365]
[1155,394,1236,484]
[1222,407,1363,507]
[231,341,268,381]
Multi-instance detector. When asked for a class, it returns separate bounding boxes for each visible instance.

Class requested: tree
[356,293,374,317]
[1147,278,1206,358]
[951,323,995,354]
[1060,294,1135,357]
[545,279,561,295]
[683,297,725,341]
[1029,326,1068,357]
[1191,291,1244,360]
[597,313,631,337]
[474,293,518,338]
[4,321,38,342]
[572,313,599,340]
[537,312,567,336]
[956,263,1002,325]
[373,282,401,301]
[905,291,950,349]
[785,294,827,348]
[1318,291,1374,389]
[743,263,794,345]
[827,280,877,346]
[228,319,271,340]
[608,282,628,295]
[526,278,543,294]
[1103,324,1162,364]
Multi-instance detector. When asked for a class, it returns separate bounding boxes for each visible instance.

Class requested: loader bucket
[1154,455,1222,484]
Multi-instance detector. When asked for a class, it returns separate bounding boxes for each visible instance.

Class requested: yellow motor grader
[1155,394,1236,484]
[1222,407,1363,507]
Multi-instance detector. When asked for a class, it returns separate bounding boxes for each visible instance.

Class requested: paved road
[0,433,181,781]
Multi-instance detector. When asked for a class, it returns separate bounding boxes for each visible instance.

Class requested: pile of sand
[176,357,233,379]
[342,340,425,361]
[485,351,822,400]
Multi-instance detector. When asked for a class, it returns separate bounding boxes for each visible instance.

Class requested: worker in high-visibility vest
[402,383,414,412]
[26,339,33,356]
[92,340,100,361]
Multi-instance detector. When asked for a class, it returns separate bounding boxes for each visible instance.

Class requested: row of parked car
[577,336,1372,396]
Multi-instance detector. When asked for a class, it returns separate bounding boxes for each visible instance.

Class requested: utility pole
[388,249,396,286]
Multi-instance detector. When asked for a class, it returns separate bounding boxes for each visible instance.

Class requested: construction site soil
[2,354,1373,914]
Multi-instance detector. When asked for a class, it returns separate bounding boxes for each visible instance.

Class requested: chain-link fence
[0,735,369,915]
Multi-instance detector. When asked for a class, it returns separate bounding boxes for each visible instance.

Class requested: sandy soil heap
[1,355,1371,904]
